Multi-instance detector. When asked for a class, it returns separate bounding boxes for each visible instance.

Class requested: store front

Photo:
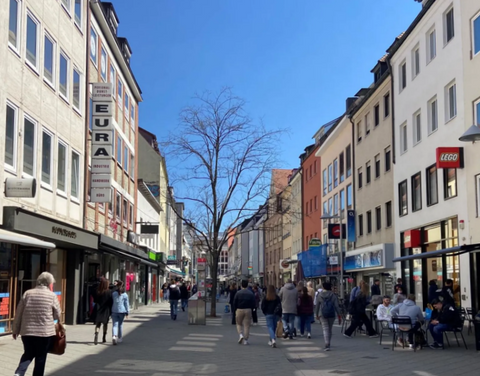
[2,207,98,328]
[398,217,460,308]
[344,243,396,298]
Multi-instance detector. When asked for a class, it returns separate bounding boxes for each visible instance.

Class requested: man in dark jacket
[180,283,189,312]
[428,298,460,349]
[440,279,455,306]
[169,282,181,320]
[371,280,381,296]
[233,280,255,345]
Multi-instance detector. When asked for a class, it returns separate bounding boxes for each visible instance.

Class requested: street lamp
[320,212,344,300]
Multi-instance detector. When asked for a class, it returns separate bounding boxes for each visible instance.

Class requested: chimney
[346,97,358,112]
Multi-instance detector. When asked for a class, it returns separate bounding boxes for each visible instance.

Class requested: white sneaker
[112,336,117,345]
[238,334,244,344]
[268,340,272,346]
[243,340,249,345]
[307,333,311,339]
[271,339,276,348]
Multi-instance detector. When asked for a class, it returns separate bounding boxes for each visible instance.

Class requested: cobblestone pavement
[1,301,480,376]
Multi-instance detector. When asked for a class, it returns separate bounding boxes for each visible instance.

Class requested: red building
[301,144,321,250]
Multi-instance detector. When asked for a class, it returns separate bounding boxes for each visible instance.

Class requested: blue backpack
[321,295,336,318]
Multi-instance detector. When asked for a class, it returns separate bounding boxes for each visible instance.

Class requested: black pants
[252,308,258,323]
[345,313,377,336]
[15,336,52,376]
[406,322,421,344]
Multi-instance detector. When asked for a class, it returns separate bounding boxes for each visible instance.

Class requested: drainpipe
[83,2,91,230]
[386,58,396,165]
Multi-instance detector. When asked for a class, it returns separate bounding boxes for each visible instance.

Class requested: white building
[390,0,470,308]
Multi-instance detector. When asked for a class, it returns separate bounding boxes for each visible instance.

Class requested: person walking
[161,283,169,303]
[343,282,378,338]
[315,282,342,351]
[279,279,298,340]
[233,280,256,345]
[93,277,113,345]
[252,286,261,325]
[261,285,282,348]
[111,280,129,345]
[180,282,189,312]
[297,287,314,338]
[169,280,181,320]
[229,283,237,325]
[12,272,61,376]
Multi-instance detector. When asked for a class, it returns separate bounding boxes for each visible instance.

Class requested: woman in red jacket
[297,287,314,338]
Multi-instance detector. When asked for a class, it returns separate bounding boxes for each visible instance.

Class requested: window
[340,189,345,212]
[5,102,18,170]
[323,201,328,217]
[333,158,338,187]
[314,160,317,174]
[412,46,420,78]
[367,211,372,234]
[123,198,128,223]
[357,121,362,142]
[328,164,332,192]
[346,144,352,177]
[375,154,380,178]
[444,7,455,44]
[323,169,327,196]
[115,192,121,219]
[109,64,116,97]
[328,197,333,216]
[412,172,422,212]
[90,28,97,65]
[413,111,421,144]
[375,206,381,231]
[88,97,93,130]
[74,0,82,27]
[333,193,338,214]
[26,11,39,69]
[41,130,53,186]
[444,168,457,199]
[129,204,133,227]
[9,0,20,49]
[374,104,380,126]
[358,167,363,189]
[131,102,135,124]
[309,165,312,180]
[384,93,390,118]
[445,82,457,120]
[124,146,129,173]
[427,28,436,62]
[71,151,80,199]
[473,14,480,56]
[338,152,345,183]
[428,97,438,134]
[399,61,407,91]
[385,147,391,172]
[364,113,370,136]
[125,93,129,118]
[426,164,438,206]
[61,0,71,12]
[400,123,407,153]
[347,184,352,209]
[358,214,364,237]
[118,80,123,105]
[73,68,81,110]
[386,201,392,228]
[59,51,69,99]
[23,116,36,177]
[44,33,55,86]
[399,180,408,216]
[57,141,67,193]
[130,154,135,178]
[366,162,371,184]
[115,136,122,164]
[100,46,107,81]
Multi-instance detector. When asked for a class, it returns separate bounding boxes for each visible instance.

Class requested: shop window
[426,164,438,206]
[411,172,422,212]
[443,168,457,199]
[399,180,408,216]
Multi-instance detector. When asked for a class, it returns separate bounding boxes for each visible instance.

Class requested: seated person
[428,298,460,349]
[393,287,406,305]
[391,294,424,348]
[376,295,394,328]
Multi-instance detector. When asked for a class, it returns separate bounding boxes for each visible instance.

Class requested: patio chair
[443,313,467,350]
[392,316,417,352]
[378,320,393,345]
[465,308,474,335]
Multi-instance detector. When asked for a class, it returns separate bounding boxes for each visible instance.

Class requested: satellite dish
[459,125,480,143]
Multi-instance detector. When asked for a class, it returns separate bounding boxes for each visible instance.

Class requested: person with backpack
[168,280,181,320]
[261,285,282,348]
[297,287,314,339]
[343,282,378,339]
[111,280,129,345]
[315,282,342,351]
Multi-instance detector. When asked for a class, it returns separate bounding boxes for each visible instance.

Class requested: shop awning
[0,228,56,249]
[167,266,185,276]
[392,243,480,263]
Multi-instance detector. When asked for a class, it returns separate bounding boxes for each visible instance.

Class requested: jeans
[295,315,301,332]
[299,314,312,335]
[282,313,296,336]
[112,312,126,338]
[170,300,178,318]
[181,299,188,310]
[236,308,252,340]
[429,323,452,345]
[265,314,278,340]
[15,336,52,376]
[320,317,336,346]
[345,313,377,336]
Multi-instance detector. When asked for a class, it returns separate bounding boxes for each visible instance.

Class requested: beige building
[315,115,353,294]
[280,183,292,282]
[288,169,302,278]
[349,58,396,295]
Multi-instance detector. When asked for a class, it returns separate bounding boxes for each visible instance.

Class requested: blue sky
[114,0,421,168]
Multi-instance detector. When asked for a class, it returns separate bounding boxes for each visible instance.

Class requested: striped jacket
[13,286,61,337]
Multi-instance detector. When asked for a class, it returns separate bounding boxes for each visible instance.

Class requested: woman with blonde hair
[261,285,282,347]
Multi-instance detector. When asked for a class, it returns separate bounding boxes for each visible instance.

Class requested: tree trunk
[210,251,220,317]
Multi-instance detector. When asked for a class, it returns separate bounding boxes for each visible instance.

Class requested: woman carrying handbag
[261,285,282,348]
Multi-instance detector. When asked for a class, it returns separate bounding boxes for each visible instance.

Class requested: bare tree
[165,88,283,316]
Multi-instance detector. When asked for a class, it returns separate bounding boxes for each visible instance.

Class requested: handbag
[49,323,66,355]
[275,320,284,338]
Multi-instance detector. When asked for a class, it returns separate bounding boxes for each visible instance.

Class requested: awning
[0,228,56,249]
[392,243,480,263]
[167,266,185,276]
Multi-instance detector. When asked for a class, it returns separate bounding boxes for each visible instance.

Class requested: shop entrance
[17,249,46,298]
[0,243,14,334]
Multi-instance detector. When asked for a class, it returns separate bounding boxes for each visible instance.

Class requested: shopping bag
[276,320,284,338]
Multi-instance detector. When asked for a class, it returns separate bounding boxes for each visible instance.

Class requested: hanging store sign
[328,223,346,239]
[436,147,464,169]
[89,83,114,203]
[404,229,421,248]
[4,178,36,198]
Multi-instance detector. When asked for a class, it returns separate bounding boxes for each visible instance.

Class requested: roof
[271,169,292,195]
[312,116,343,141]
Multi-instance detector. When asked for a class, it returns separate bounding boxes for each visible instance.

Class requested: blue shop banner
[347,209,356,242]
[298,244,327,278]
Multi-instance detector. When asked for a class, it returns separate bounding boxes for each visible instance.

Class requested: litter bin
[475,312,480,351]
[188,292,206,325]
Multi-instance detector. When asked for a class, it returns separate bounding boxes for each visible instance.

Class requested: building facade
[288,170,302,280]
[301,144,321,250]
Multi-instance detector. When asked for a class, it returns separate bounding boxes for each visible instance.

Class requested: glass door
[0,243,13,333]
[17,250,43,297]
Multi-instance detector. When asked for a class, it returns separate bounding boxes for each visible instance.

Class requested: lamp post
[321,210,344,300]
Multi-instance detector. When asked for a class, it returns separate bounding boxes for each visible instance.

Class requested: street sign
[197,257,206,271]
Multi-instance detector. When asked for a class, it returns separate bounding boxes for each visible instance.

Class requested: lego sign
[89,83,114,203]
[436,147,464,169]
